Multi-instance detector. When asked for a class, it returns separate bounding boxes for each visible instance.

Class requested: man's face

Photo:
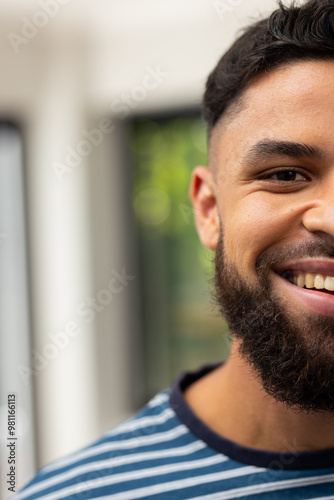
[191,60,334,412]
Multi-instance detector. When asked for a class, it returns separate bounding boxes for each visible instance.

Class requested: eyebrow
[242,139,326,166]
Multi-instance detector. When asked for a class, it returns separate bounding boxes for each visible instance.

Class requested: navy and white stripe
[16,365,334,499]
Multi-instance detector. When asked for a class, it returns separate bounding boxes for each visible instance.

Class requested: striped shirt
[17,364,334,499]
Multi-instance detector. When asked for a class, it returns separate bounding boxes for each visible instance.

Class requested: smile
[275,261,334,317]
[282,270,334,293]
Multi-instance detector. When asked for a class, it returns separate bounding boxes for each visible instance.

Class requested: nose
[302,178,334,241]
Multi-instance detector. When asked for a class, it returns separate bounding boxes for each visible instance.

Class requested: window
[129,114,230,400]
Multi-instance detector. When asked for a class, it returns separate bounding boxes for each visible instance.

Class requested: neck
[184,341,334,453]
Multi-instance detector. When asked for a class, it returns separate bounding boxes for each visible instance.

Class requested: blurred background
[0,0,277,495]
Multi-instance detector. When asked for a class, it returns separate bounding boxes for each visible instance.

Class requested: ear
[190,166,220,250]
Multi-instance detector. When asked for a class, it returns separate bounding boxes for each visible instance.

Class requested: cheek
[222,196,299,272]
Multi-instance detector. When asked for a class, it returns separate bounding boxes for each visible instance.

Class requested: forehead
[209,59,334,172]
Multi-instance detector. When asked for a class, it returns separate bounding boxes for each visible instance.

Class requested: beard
[214,230,334,414]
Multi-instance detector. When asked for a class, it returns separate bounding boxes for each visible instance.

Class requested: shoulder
[16,389,201,500]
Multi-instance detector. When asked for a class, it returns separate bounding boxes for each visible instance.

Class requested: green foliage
[130,115,230,395]
[132,117,207,234]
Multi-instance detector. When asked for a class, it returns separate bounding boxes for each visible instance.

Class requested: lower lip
[276,274,334,318]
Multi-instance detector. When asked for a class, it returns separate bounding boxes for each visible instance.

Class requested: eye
[260,169,309,182]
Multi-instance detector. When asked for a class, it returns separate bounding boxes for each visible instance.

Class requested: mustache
[256,238,334,273]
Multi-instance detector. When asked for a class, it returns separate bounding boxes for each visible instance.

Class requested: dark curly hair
[203,0,334,135]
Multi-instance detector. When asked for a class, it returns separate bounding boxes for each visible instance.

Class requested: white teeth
[325,276,334,291]
[288,272,334,291]
[297,274,305,288]
[305,273,314,288]
[314,274,324,289]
